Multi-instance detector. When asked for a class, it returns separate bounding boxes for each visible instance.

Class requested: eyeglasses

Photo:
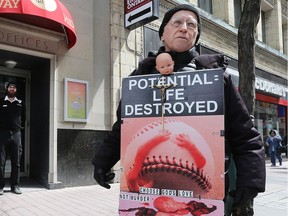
[169,17,198,30]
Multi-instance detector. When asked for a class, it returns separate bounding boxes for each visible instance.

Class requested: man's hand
[93,166,115,189]
[232,187,258,208]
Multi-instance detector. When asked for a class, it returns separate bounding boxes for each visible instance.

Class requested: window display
[254,100,287,156]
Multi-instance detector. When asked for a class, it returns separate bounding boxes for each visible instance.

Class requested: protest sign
[119,69,225,215]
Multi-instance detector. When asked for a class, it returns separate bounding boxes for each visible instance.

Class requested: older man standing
[92,4,266,215]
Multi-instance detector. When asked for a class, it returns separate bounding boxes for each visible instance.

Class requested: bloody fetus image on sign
[119,196,217,216]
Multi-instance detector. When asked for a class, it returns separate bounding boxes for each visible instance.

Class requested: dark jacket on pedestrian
[267,129,282,154]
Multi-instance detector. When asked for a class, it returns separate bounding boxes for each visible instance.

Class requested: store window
[198,0,212,14]
[254,100,287,144]
[261,11,266,43]
[144,27,160,58]
[234,0,242,28]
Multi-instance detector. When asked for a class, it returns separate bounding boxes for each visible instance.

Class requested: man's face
[161,10,199,52]
[7,85,17,98]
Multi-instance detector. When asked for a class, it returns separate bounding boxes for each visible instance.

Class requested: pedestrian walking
[266,129,283,166]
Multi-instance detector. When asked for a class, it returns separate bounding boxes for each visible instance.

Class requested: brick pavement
[254,159,288,216]
[0,159,287,216]
[0,183,120,216]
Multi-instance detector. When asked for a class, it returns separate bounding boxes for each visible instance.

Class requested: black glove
[93,166,115,189]
[231,187,258,208]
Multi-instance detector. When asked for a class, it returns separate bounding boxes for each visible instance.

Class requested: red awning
[0,0,76,49]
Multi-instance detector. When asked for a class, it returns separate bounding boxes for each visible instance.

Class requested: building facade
[0,0,112,188]
[0,0,287,188]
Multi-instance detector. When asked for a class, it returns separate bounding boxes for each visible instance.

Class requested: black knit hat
[6,81,17,89]
[159,4,201,44]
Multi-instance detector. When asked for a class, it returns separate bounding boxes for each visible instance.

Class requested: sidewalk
[254,158,288,216]
[0,183,120,216]
[0,160,287,216]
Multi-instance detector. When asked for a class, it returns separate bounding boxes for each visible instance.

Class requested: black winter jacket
[92,47,266,194]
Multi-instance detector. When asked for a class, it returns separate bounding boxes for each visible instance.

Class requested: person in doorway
[0,81,26,195]
[155,52,175,75]
[91,4,266,215]
[266,129,282,166]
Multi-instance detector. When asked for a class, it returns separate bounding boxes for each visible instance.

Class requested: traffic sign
[124,0,159,30]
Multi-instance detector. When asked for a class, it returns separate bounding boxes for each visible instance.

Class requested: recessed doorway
[0,48,51,187]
